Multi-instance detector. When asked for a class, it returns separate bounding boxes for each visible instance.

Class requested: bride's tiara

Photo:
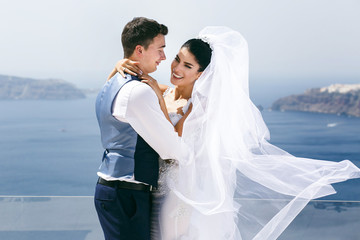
[196,35,214,50]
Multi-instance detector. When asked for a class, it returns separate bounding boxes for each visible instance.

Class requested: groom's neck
[128,56,148,75]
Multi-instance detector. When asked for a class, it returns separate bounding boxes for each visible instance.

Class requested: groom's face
[140,34,166,74]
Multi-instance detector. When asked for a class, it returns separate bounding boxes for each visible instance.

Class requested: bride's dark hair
[182,39,212,72]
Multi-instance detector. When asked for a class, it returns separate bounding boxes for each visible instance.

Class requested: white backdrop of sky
[0,0,359,104]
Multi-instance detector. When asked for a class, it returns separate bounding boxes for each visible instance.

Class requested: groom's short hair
[122,17,168,58]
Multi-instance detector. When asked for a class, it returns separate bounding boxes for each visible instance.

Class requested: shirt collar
[125,74,140,81]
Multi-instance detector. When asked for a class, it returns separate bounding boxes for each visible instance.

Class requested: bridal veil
[170,26,360,239]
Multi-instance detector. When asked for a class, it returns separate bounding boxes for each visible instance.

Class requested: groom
[94,17,182,240]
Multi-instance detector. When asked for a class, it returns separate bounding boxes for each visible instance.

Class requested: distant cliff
[0,74,86,100]
[271,84,360,117]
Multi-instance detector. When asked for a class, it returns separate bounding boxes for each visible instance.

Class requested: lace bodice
[163,87,191,126]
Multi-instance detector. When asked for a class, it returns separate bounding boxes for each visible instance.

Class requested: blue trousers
[94,183,152,240]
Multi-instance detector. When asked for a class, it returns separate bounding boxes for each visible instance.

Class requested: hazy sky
[0,0,359,104]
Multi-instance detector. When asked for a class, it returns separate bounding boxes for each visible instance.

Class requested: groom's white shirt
[112,79,182,161]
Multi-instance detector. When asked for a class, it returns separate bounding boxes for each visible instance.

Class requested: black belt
[97,177,152,192]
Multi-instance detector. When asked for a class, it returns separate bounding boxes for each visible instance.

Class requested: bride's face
[170,47,202,87]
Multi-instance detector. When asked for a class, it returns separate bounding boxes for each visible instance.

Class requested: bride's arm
[140,74,172,124]
[174,103,192,136]
[107,60,170,94]
[140,75,193,136]
[158,83,170,94]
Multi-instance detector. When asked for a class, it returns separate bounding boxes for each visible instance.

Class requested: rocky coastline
[0,74,86,100]
[271,84,360,117]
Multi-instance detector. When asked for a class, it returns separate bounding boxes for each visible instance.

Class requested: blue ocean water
[0,96,102,196]
[0,96,359,200]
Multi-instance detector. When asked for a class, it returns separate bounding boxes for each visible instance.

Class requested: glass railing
[237,198,360,240]
[0,196,102,240]
[280,199,360,239]
[0,196,359,240]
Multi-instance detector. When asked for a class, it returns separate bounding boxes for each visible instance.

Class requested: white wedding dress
[151,88,192,240]
[155,27,360,240]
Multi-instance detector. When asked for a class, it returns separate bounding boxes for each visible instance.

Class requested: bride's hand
[115,59,143,78]
[140,74,162,99]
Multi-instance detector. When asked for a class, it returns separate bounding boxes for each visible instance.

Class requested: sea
[0,96,359,200]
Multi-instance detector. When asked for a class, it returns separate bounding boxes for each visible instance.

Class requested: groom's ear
[134,45,144,57]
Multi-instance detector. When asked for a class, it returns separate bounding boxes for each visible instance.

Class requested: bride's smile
[172,72,183,79]
[170,47,202,87]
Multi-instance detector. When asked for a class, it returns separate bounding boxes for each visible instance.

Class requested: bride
[110,27,360,240]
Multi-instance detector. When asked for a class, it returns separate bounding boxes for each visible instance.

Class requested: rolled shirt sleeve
[114,81,183,160]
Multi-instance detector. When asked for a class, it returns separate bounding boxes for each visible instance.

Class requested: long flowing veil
[171,26,360,239]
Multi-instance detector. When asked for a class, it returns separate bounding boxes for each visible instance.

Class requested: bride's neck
[174,84,193,101]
